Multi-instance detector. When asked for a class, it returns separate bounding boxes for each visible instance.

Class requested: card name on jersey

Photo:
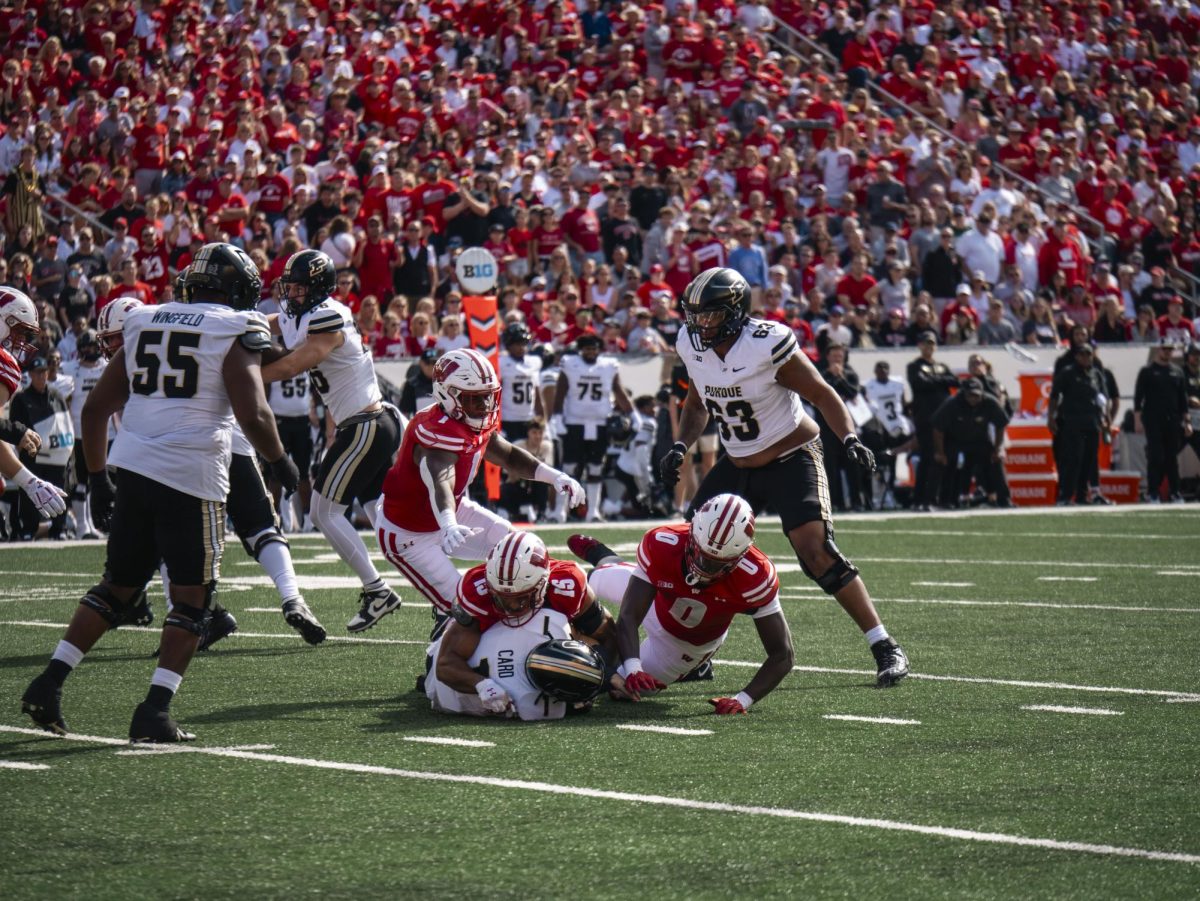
[151,310,206,327]
[497,647,516,679]
[703,384,744,399]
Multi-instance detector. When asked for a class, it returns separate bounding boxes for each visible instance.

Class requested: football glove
[658,441,687,489]
[267,453,301,496]
[475,678,514,715]
[440,523,480,557]
[553,472,586,509]
[708,697,749,715]
[844,435,876,473]
[17,471,67,518]
[623,670,667,699]
[88,471,117,531]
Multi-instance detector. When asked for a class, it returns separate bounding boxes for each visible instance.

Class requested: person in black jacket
[907,331,959,510]
[7,356,72,539]
[1053,326,1119,503]
[818,343,867,510]
[1048,344,1108,505]
[1184,344,1200,469]
[398,348,440,416]
[1134,340,1192,502]
[920,228,963,309]
[932,377,1011,507]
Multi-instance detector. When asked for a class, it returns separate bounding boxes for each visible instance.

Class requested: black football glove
[267,454,301,497]
[844,435,876,473]
[658,441,687,490]
[89,470,117,532]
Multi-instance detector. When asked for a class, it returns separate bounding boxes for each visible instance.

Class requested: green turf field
[2,507,1199,900]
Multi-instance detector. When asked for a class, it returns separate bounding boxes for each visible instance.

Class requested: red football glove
[624,670,667,699]
[708,697,748,715]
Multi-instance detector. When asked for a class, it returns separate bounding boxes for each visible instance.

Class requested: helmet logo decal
[434,357,460,381]
[308,256,329,279]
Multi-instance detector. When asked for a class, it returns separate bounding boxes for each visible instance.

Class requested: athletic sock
[584,541,618,568]
[46,639,83,686]
[257,542,299,603]
[362,577,386,595]
[585,482,603,519]
[312,494,382,586]
[147,668,182,710]
[865,625,890,646]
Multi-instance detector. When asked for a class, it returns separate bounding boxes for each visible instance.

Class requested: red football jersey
[381,404,497,532]
[0,347,20,397]
[457,558,590,634]
[636,524,779,645]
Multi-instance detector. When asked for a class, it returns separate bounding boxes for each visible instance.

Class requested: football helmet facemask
[525,638,606,703]
[0,286,40,363]
[502,321,532,349]
[276,249,337,319]
[485,532,550,627]
[685,493,755,586]
[96,298,144,359]
[681,267,751,351]
[432,347,501,432]
[182,243,262,310]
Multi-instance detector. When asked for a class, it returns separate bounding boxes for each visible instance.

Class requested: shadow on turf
[181,696,387,725]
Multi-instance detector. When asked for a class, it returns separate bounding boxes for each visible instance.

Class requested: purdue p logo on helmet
[525,638,606,703]
[277,249,337,319]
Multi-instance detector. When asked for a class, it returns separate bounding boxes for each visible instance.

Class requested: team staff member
[931,377,1010,508]
[399,348,439,417]
[1134,340,1192,503]
[1047,344,1108,506]
[8,355,73,539]
[1184,345,1200,467]
[906,330,959,511]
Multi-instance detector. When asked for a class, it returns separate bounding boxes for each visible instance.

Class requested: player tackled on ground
[660,267,909,687]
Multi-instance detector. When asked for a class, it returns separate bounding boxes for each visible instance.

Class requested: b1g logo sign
[455,247,499,294]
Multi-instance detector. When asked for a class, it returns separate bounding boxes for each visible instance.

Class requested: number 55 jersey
[676,318,807,457]
[110,302,272,502]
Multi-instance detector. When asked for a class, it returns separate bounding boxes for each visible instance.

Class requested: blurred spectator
[8,356,71,540]
[977,297,1018,346]
[1135,341,1191,503]
[932,377,1011,508]
[399,349,441,418]
[1048,345,1108,506]
[907,331,959,511]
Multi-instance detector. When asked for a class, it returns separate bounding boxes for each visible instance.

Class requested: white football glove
[16,471,67,518]
[553,472,585,508]
[440,523,480,557]
[475,678,514,715]
[549,414,567,437]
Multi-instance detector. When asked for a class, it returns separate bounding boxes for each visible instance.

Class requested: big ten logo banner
[464,294,501,500]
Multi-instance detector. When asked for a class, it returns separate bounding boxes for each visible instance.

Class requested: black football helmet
[681,267,751,351]
[277,249,337,319]
[525,638,607,703]
[606,412,634,444]
[502,321,532,348]
[182,243,262,311]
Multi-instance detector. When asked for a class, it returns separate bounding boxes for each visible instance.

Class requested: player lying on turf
[570,493,795,715]
[424,531,627,720]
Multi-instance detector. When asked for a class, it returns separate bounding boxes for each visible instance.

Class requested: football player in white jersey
[266,371,314,531]
[61,327,109,538]
[862,360,913,509]
[497,322,544,441]
[263,249,406,633]
[21,243,301,743]
[661,267,909,687]
[552,333,632,521]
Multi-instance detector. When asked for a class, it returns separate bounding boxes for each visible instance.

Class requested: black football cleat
[871,638,910,688]
[21,674,68,736]
[282,597,326,645]
[678,660,714,682]
[347,586,402,633]
[197,605,238,651]
[128,702,196,744]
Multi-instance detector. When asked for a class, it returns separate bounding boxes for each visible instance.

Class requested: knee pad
[803,524,860,595]
[241,525,289,561]
[164,601,211,637]
[81,583,133,628]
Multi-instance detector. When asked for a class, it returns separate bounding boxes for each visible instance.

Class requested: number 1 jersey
[110,302,271,502]
[675,319,807,457]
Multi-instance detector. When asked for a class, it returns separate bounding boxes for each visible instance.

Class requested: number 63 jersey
[110,302,272,503]
[676,318,807,458]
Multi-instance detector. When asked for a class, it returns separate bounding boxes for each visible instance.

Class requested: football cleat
[347,586,402,632]
[282,597,326,645]
[21,674,67,735]
[197,606,238,651]
[871,638,910,688]
[678,660,715,682]
[128,702,196,743]
[567,533,601,561]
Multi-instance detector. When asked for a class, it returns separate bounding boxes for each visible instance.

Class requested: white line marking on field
[712,659,1200,701]
[0,760,50,770]
[823,714,921,726]
[2,725,1196,865]
[852,557,1200,572]
[402,736,496,748]
[911,581,976,588]
[839,528,1200,541]
[0,620,425,646]
[1037,577,1098,583]
[779,596,1200,614]
[242,607,281,613]
[1158,571,1200,577]
[1022,705,1123,717]
[1166,697,1200,703]
[615,724,714,736]
[119,743,278,755]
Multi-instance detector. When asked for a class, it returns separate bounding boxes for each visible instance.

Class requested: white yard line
[1037,577,1099,583]
[838,529,1200,541]
[1165,697,1200,704]
[780,596,1200,614]
[1,724,1196,865]
[1021,705,1124,717]
[852,557,1200,572]
[402,736,496,748]
[0,760,51,770]
[0,620,425,646]
[1157,571,1200,577]
[615,724,714,736]
[911,581,976,588]
[823,714,921,726]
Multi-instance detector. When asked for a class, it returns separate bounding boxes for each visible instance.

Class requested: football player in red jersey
[375,348,586,630]
[425,531,625,720]
[570,493,795,715]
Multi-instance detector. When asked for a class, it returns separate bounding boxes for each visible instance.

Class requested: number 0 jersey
[499,352,542,423]
[676,319,807,457]
[278,298,381,427]
[635,523,781,645]
[559,353,620,425]
[110,302,271,502]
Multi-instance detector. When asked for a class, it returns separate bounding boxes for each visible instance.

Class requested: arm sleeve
[0,417,29,443]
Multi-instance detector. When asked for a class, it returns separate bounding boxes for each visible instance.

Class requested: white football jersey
[499,352,542,424]
[560,353,620,425]
[110,302,271,502]
[61,358,106,434]
[863,377,910,436]
[269,372,311,418]
[676,318,807,457]
[277,298,380,426]
[424,607,573,721]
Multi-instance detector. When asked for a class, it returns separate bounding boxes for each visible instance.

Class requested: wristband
[10,466,33,489]
[619,658,643,678]
[844,434,860,447]
[532,462,559,485]
[735,691,755,711]
[671,441,687,453]
[434,508,458,531]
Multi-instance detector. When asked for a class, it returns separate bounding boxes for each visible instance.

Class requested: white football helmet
[97,297,144,359]
[432,347,501,431]
[485,531,550,626]
[0,286,39,362]
[685,493,755,586]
